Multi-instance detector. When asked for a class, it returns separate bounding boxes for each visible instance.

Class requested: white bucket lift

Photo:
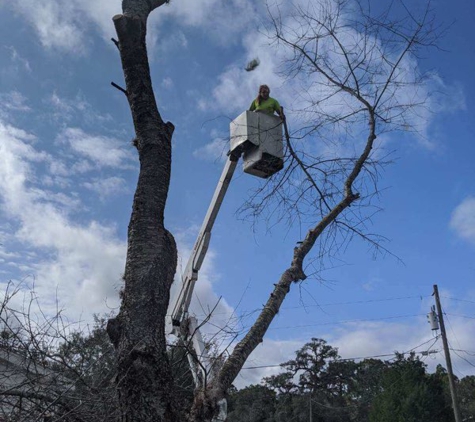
[230,111,284,178]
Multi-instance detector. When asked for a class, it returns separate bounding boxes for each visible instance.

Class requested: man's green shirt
[249,97,281,115]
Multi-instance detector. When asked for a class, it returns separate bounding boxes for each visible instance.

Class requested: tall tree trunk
[107,2,179,421]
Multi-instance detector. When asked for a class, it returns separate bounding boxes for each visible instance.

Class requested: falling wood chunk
[245,58,260,72]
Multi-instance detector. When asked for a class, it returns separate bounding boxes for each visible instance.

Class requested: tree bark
[107,3,179,421]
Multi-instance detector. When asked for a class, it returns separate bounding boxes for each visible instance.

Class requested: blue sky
[0,0,474,387]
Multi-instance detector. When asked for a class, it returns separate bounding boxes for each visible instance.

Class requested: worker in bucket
[249,84,285,121]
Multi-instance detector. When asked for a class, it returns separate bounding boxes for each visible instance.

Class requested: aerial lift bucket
[230,111,284,178]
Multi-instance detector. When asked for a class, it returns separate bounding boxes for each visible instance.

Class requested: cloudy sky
[0,0,474,388]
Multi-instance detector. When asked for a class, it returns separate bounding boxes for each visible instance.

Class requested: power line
[450,348,475,370]
[446,313,475,320]
[441,296,475,305]
[211,313,427,336]
[242,337,440,370]
[168,294,431,319]
[445,311,475,373]
[281,295,431,311]
[444,313,464,353]
[267,314,426,331]
[450,348,475,356]
[399,335,439,355]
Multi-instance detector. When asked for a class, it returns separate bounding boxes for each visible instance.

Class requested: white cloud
[161,77,174,89]
[0,91,31,118]
[329,321,430,359]
[193,136,228,162]
[48,91,74,114]
[1,0,118,53]
[4,46,32,73]
[0,246,20,260]
[7,0,87,53]
[154,28,188,54]
[450,197,475,244]
[45,92,113,125]
[83,176,129,199]
[329,312,475,379]
[76,0,119,40]
[3,0,257,54]
[59,127,133,169]
[47,159,71,178]
[160,0,259,44]
[0,121,125,319]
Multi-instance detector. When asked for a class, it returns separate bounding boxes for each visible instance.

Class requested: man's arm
[274,100,285,121]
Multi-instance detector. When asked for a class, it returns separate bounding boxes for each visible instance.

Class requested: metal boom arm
[171,151,240,333]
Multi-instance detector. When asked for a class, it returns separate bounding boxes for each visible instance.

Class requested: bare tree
[105,0,181,420]
[104,0,440,421]
[0,283,120,422]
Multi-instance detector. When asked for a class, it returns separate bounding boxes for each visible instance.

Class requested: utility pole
[433,284,462,422]
[309,395,312,422]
